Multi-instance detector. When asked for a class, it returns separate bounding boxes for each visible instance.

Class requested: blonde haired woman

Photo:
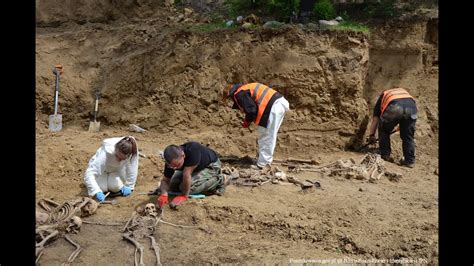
[84,136,139,202]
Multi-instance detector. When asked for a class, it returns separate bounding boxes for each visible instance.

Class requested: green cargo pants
[169,159,225,195]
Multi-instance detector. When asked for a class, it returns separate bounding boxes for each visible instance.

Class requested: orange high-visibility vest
[380,88,414,115]
[234,83,277,125]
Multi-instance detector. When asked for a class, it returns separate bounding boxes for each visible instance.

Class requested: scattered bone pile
[36,197,99,264]
[222,153,402,186]
[223,165,288,187]
[122,203,162,266]
[222,165,320,190]
[288,153,402,182]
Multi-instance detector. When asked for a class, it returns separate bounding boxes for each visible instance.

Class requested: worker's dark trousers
[378,100,417,164]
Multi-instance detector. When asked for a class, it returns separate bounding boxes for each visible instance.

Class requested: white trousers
[256,97,289,167]
[96,171,125,193]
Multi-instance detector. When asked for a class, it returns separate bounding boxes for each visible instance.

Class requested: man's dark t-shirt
[163,142,218,178]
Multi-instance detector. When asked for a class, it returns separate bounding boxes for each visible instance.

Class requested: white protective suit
[256,97,290,167]
[84,137,139,196]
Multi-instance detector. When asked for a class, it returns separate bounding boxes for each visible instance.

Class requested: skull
[81,198,99,217]
[67,216,82,233]
[144,203,158,217]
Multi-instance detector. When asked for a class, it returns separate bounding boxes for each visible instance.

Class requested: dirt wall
[36,0,163,26]
[36,22,370,155]
[36,4,438,157]
[364,17,438,159]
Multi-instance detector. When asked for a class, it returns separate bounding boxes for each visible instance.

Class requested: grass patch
[333,21,370,34]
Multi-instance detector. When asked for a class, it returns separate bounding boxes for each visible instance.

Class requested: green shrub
[340,10,350,21]
[225,0,300,23]
[267,0,300,22]
[224,0,264,17]
[313,0,336,20]
[334,21,370,34]
[363,0,397,18]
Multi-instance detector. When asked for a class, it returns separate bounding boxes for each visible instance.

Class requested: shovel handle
[53,67,61,115]
[94,99,99,120]
[93,90,101,121]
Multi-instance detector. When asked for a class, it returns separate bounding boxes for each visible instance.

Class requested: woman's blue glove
[95,192,106,202]
[121,186,133,197]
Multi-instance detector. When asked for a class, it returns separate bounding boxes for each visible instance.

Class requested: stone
[319,20,339,30]
[242,22,253,29]
[184,8,193,17]
[263,21,284,29]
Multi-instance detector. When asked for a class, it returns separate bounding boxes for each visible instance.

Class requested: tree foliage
[313,0,336,20]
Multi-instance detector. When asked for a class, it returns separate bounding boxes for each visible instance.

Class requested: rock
[319,20,339,30]
[226,20,234,27]
[242,22,253,29]
[348,36,361,45]
[344,243,353,253]
[263,21,284,29]
[301,181,314,189]
[164,0,174,6]
[335,16,343,22]
[129,124,146,133]
[236,16,243,23]
[385,172,403,182]
[184,8,193,17]
[306,23,318,30]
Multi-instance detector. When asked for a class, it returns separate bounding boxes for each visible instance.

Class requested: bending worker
[367,87,417,168]
[222,82,289,169]
[157,141,228,209]
[84,136,139,202]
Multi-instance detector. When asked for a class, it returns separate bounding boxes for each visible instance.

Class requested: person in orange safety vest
[222,82,290,169]
[367,88,418,168]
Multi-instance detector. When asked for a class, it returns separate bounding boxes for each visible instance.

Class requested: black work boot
[381,155,395,163]
[399,159,414,168]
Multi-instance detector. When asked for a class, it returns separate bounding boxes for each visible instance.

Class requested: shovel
[48,65,63,132]
[88,89,101,132]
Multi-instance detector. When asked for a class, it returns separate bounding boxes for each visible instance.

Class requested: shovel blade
[88,121,101,132]
[49,114,62,132]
